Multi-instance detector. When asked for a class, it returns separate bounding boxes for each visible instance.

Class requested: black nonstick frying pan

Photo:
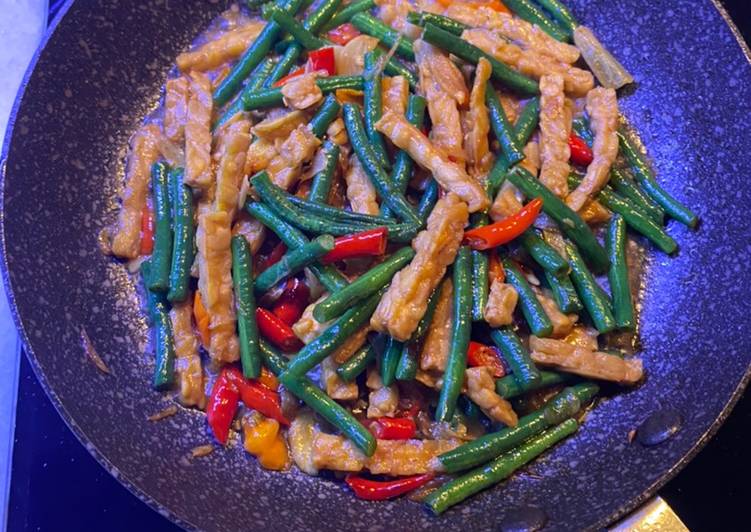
[2,0,751,530]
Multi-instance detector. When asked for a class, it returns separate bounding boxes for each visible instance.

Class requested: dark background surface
[7,1,751,531]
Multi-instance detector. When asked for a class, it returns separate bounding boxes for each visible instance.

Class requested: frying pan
[2,0,751,530]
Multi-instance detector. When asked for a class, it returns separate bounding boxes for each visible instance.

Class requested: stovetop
[7,1,751,531]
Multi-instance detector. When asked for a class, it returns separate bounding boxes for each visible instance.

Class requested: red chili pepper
[255,242,287,274]
[569,133,594,166]
[463,197,544,250]
[272,277,310,325]
[206,368,241,445]
[345,474,435,501]
[368,417,417,440]
[307,47,336,76]
[224,367,290,426]
[327,23,360,45]
[321,227,388,263]
[467,341,506,378]
[488,249,505,284]
[256,307,303,351]
[139,206,154,255]
[273,66,305,87]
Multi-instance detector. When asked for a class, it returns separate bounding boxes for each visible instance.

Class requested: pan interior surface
[2,1,751,530]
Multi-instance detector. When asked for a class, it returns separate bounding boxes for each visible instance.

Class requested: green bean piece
[395,285,441,381]
[167,168,194,303]
[567,173,677,254]
[605,215,635,330]
[565,241,616,333]
[519,229,568,275]
[406,11,468,35]
[242,75,364,111]
[314,246,415,322]
[486,87,525,165]
[320,0,375,32]
[421,23,538,96]
[381,94,427,218]
[618,131,698,228]
[281,288,385,377]
[417,179,439,223]
[380,335,404,387]
[277,0,341,51]
[214,0,305,106]
[264,43,302,88]
[215,57,276,129]
[280,370,376,456]
[427,418,578,513]
[470,247,489,322]
[436,247,472,422]
[490,326,541,391]
[382,55,419,89]
[363,51,391,170]
[439,383,596,473]
[254,235,335,293]
[544,270,583,314]
[501,0,570,41]
[141,261,176,391]
[231,236,261,378]
[351,13,415,60]
[506,166,609,272]
[535,0,578,36]
[342,104,422,227]
[395,343,418,381]
[265,6,327,50]
[496,370,575,399]
[287,194,394,225]
[245,201,348,292]
[502,260,553,337]
[337,345,376,382]
[308,140,340,203]
[308,93,342,139]
[610,168,665,226]
[571,116,594,145]
[488,97,540,196]
[147,162,173,292]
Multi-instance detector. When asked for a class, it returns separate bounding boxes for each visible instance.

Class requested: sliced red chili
[272,278,310,326]
[368,417,417,440]
[225,367,290,426]
[463,197,543,250]
[345,474,434,501]
[307,47,336,76]
[256,307,303,351]
[255,241,287,274]
[139,206,155,255]
[273,66,305,87]
[569,133,594,166]
[206,368,240,445]
[327,23,360,46]
[322,227,388,263]
[467,341,506,378]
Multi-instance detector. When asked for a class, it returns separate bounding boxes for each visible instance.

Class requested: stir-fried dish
[106,0,698,514]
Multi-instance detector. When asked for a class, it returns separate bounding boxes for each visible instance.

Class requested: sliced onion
[574,26,634,90]
[333,35,379,76]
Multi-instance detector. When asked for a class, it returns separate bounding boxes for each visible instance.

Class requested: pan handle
[609,496,688,531]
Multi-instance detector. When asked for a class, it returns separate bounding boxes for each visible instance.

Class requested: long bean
[263,43,302,88]
[213,0,304,106]
[320,0,375,32]
[254,235,335,293]
[503,260,553,337]
[535,0,579,36]
[544,270,583,314]
[308,93,342,139]
[265,6,327,50]
[382,55,419,89]
[148,162,173,292]
[287,195,393,225]
[417,179,439,223]
[470,243,489,322]
[486,86,525,165]
[276,0,341,51]
[488,97,540,196]
[491,326,542,392]
[506,166,609,272]
[439,383,597,472]
[421,23,538,96]
[565,241,616,333]
[281,288,385,377]
[308,140,340,203]
[618,131,698,228]
[380,336,403,387]
[406,11,468,36]
[343,104,422,227]
[396,285,441,381]
[363,51,391,170]
[232,236,261,378]
[495,370,575,399]
[141,261,176,391]
[314,247,414,322]
[501,0,569,42]
[435,247,472,422]
[519,230,568,274]
[351,13,415,61]
[605,215,635,330]
[337,345,376,382]
[241,75,364,111]
[245,201,348,292]
[167,168,194,302]
[215,57,276,129]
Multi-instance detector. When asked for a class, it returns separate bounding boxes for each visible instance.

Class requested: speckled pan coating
[1,1,751,530]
